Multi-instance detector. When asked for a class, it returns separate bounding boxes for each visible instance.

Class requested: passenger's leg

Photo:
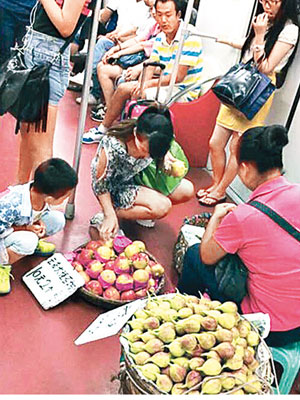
[17,105,58,183]
[117,186,172,221]
[197,124,232,200]
[101,81,137,129]
[90,37,114,100]
[98,63,123,108]
[201,131,240,205]
[5,231,39,264]
[40,210,66,236]
[168,178,194,205]
[177,243,227,302]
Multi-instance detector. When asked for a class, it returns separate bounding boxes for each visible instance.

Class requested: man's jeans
[91,37,114,99]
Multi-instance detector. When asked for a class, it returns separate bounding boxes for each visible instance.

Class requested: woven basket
[173,212,212,275]
[118,294,278,395]
[75,244,165,309]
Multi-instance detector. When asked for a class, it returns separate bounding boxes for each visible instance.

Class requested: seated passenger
[82,0,203,144]
[90,5,160,122]
[77,0,155,105]
[0,158,78,295]
[89,106,194,240]
[177,124,300,347]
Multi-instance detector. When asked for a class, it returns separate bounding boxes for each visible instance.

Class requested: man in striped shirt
[83,0,204,143]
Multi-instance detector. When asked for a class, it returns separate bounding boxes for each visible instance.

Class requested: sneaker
[136,219,156,228]
[91,106,106,122]
[34,240,56,257]
[91,102,106,116]
[76,93,99,105]
[0,265,13,295]
[82,126,103,144]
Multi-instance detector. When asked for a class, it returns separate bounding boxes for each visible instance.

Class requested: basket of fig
[66,236,165,309]
[119,293,277,395]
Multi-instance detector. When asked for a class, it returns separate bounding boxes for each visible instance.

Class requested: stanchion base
[65,203,75,220]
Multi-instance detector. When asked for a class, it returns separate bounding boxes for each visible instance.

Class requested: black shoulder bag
[215,201,300,303]
[0,23,83,133]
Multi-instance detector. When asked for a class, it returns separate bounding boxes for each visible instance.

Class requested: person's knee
[42,211,66,236]
[152,196,172,219]
[8,231,39,255]
[180,180,195,202]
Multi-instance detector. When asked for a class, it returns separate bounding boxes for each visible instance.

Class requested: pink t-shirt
[137,22,161,57]
[214,176,300,332]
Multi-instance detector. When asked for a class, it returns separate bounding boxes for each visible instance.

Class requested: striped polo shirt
[150,21,203,102]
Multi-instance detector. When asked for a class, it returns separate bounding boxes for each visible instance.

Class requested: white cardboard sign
[74,298,147,346]
[22,253,85,310]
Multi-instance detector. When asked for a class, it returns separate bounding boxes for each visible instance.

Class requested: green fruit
[172,357,190,370]
[224,355,244,371]
[169,295,186,311]
[130,341,145,354]
[221,376,236,390]
[131,351,151,365]
[139,331,156,343]
[122,329,143,342]
[189,357,205,370]
[184,370,202,389]
[217,313,237,329]
[144,338,164,354]
[153,325,176,344]
[167,340,185,357]
[179,334,197,351]
[178,307,194,319]
[197,358,222,376]
[146,351,171,368]
[214,328,233,343]
[169,363,187,383]
[134,309,148,319]
[171,383,186,395]
[195,332,216,350]
[182,317,201,333]
[212,342,235,360]
[244,377,262,394]
[247,331,260,347]
[216,301,238,314]
[143,317,160,330]
[201,378,222,394]
[138,363,160,381]
[128,318,146,331]
[156,374,173,393]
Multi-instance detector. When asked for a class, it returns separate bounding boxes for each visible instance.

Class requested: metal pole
[285,81,300,133]
[165,0,194,103]
[65,0,102,220]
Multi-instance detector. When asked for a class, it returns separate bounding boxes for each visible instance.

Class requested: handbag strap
[249,200,300,242]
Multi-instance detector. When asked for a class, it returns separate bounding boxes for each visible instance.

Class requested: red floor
[0,90,299,394]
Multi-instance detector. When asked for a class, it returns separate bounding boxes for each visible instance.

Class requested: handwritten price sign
[74,298,148,346]
[22,253,85,310]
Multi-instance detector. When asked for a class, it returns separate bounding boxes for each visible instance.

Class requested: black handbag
[212,60,276,120]
[0,20,83,133]
[108,50,147,69]
[214,254,248,303]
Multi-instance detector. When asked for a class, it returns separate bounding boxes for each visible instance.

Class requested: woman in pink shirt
[178,124,300,347]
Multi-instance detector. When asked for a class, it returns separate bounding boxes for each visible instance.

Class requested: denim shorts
[23,29,70,106]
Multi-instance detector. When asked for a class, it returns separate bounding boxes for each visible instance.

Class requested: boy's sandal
[198,195,227,207]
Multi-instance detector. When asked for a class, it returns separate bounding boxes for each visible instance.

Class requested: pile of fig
[121,294,264,394]
[67,236,164,301]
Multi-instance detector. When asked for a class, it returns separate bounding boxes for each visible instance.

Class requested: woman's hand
[98,213,119,242]
[252,12,269,38]
[103,47,118,64]
[212,203,237,221]
[27,221,46,238]
[163,151,176,174]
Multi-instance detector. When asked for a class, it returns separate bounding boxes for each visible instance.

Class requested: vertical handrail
[165,0,194,103]
[65,0,102,220]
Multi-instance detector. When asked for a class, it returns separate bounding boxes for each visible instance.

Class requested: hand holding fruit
[99,213,119,241]
[27,220,46,238]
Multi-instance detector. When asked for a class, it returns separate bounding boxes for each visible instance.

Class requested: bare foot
[196,185,217,199]
[198,191,226,207]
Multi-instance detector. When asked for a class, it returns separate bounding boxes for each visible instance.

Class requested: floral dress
[91,135,152,209]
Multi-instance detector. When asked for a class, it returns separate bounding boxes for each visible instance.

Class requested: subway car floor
[0,90,299,394]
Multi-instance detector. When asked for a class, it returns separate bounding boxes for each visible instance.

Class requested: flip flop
[196,189,209,199]
[198,195,227,207]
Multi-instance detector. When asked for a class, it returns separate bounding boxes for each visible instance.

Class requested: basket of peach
[67,236,165,309]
